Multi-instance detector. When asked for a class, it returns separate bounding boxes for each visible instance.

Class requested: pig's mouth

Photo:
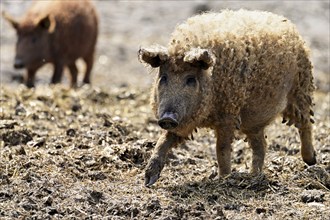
[158,112,179,130]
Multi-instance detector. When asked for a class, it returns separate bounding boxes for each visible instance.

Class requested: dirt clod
[256,207,267,214]
[66,128,76,137]
[89,190,104,204]
[2,129,33,146]
[301,190,325,203]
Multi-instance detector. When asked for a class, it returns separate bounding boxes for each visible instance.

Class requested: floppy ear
[37,14,56,33]
[2,11,19,30]
[138,45,168,68]
[184,48,215,70]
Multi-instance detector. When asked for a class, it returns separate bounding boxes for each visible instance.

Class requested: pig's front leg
[51,62,64,84]
[145,131,183,187]
[215,116,237,176]
[25,68,37,88]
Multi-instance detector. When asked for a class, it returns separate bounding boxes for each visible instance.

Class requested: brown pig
[3,0,98,87]
[139,10,316,186]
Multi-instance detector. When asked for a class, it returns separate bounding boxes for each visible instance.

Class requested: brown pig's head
[3,11,56,70]
[139,46,215,137]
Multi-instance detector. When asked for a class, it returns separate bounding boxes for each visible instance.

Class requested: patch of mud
[0,85,329,219]
[1,129,33,146]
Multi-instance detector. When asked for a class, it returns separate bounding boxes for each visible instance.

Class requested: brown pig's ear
[138,45,168,68]
[184,48,215,70]
[37,14,56,33]
[2,11,19,30]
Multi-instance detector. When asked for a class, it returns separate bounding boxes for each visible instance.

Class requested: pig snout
[14,58,25,69]
[158,112,179,130]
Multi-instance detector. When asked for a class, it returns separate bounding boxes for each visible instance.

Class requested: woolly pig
[139,10,316,186]
[3,0,98,87]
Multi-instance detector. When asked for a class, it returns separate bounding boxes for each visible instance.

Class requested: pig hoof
[145,173,160,187]
[145,158,164,187]
[26,82,35,88]
[303,150,317,166]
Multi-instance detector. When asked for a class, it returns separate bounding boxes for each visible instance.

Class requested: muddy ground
[0,1,330,219]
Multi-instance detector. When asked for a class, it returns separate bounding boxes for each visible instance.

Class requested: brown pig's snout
[14,58,25,69]
[158,112,179,130]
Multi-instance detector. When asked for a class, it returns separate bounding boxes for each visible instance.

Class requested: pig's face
[155,62,203,134]
[140,46,215,137]
[3,12,56,70]
[15,27,49,69]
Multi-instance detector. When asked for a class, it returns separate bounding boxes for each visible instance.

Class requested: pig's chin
[165,121,196,138]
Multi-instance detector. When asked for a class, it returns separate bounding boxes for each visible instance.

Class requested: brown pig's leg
[145,131,183,187]
[25,68,37,88]
[83,53,94,84]
[51,63,64,84]
[215,127,234,176]
[68,62,78,87]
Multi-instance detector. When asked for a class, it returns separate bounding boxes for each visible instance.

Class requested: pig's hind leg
[282,49,316,166]
[246,129,267,174]
[282,89,316,165]
[282,97,316,165]
[298,122,316,165]
[82,53,94,84]
[68,62,78,87]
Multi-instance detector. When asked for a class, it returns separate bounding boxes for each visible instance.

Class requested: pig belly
[240,91,288,132]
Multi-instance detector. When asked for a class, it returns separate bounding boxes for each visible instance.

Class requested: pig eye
[186,76,197,87]
[159,75,167,85]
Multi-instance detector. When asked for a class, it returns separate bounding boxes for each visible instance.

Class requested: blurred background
[1,0,329,91]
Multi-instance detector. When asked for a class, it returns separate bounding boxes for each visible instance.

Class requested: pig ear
[138,45,168,68]
[184,48,215,70]
[2,11,19,30]
[37,14,56,33]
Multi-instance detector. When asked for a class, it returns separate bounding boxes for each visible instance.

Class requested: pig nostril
[158,118,178,130]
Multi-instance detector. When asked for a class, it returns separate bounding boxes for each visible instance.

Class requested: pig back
[41,0,98,63]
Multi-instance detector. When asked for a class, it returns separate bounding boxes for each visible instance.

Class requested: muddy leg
[215,128,234,176]
[51,63,64,84]
[145,132,183,186]
[25,68,37,88]
[246,129,267,174]
[68,62,78,87]
[299,122,316,165]
[83,54,94,84]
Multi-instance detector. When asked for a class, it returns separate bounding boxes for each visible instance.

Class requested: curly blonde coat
[140,9,316,186]
[168,10,314,127]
